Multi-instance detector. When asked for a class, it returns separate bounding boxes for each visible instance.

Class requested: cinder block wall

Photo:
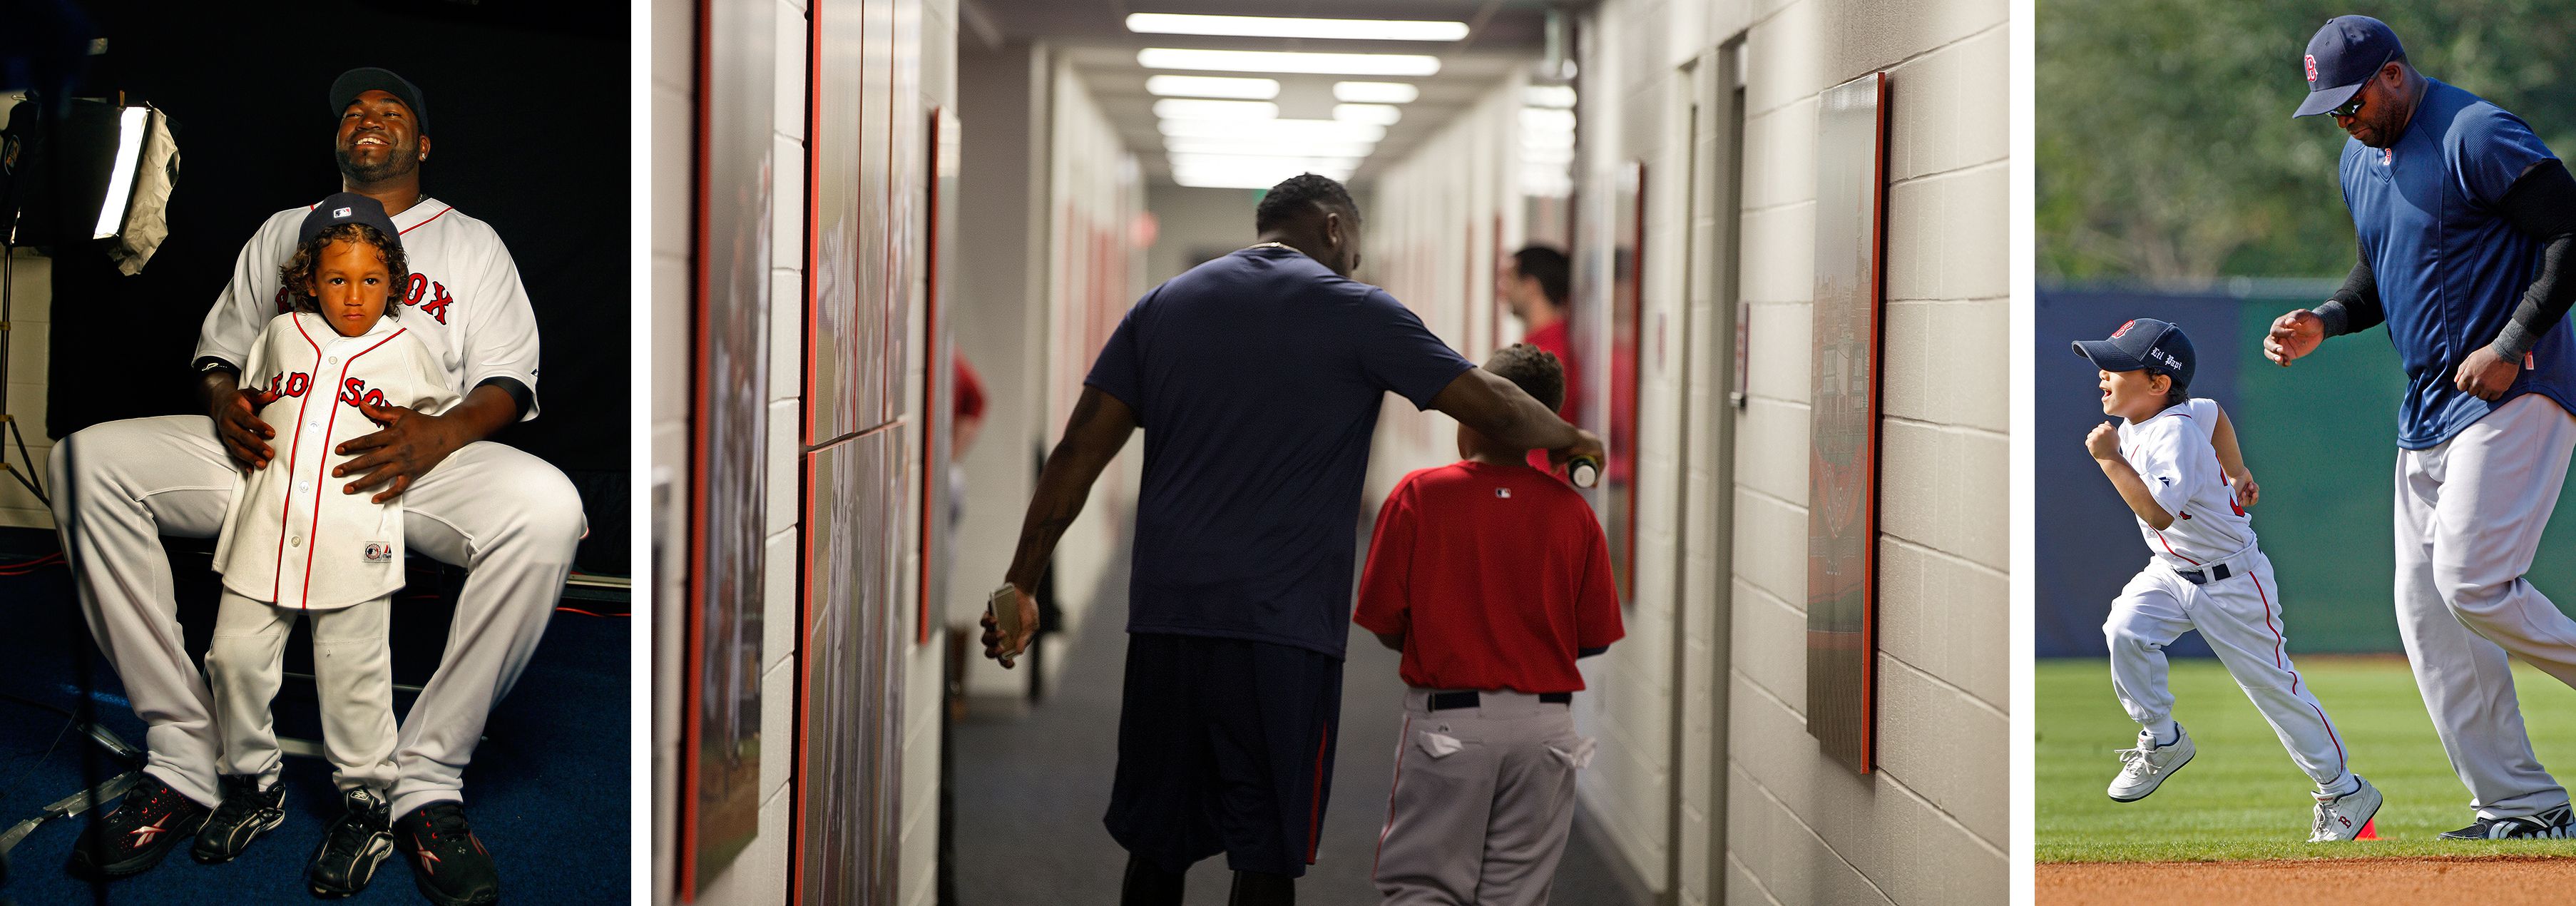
[1365,0,2009,902]
[651,0,953,900]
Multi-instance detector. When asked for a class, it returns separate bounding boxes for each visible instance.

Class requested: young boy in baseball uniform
[194,194,458,895]
[2076,318,2381,842]
[1354,343,1624,903]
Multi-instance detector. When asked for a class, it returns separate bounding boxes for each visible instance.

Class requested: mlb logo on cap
[333,207,352,218]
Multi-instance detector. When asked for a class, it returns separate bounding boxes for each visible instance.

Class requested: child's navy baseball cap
[2292,15,2404,118]
[300,193,403,253]
[2073,318,2195,388]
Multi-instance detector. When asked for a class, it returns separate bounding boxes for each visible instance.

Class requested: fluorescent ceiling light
[1127,13,1468,42]
[1170,163,1356,190]
[1520,108,1576,133]
[1170,153,1362,168]
[1524,85,1578,109]
[93,106,148,239]
[1333,103,1401,126]
[1153,98,1277,120]
[1145,75,1281,99]
[1334,81,1421,103]
[1158,117,1386,143]
[1138,48,1441,77]
[1164,138,1379,158]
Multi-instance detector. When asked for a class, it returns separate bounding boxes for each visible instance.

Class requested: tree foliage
[2040,1,2576,280]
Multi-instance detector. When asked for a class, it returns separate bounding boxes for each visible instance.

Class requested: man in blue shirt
[2268,15,2576,840]
[983,175,1603,904]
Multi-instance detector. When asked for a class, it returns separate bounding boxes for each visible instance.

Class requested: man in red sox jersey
[51,68,579,905]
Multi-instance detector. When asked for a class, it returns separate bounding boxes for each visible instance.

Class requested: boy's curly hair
[277,223,408,316]
[1486,342,1565,412]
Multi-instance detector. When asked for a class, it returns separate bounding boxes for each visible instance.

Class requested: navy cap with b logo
[298,192,404,255]
[2073,318,2196,390]
[2293,15,2406,118]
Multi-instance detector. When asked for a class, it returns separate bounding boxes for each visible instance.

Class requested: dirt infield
[2040,857,2576,905]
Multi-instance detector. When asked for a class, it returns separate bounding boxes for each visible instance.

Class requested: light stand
[0,243,44,507]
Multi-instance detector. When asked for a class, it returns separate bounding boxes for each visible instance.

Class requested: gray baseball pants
[207,590,398,797]
[2395,393,2576,820]
[51,414,584,816]
[1372,688,1591,905]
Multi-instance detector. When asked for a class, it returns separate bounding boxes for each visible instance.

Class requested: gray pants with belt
[1372,688,1594,905]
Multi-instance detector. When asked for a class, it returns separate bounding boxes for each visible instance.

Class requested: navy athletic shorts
[1104,633,1345,877]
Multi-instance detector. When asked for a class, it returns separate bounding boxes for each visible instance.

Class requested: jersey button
[327,356,339,365]
[295,479,310,492]
[290,536,304,548]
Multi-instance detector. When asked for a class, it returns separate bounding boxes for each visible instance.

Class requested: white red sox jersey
[213,312,458,610]
[2115,397,2254,566]
[194,197,542,419]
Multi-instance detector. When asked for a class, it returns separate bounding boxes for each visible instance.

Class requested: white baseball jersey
[2115,397,2254,565]
[213,312,458,611]
[195,197,542,419]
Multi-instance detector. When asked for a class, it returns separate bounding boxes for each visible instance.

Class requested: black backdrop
[36,0,628,572]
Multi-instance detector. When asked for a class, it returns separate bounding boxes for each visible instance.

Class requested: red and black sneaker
[393,801,500,905]
[66,775,213,879]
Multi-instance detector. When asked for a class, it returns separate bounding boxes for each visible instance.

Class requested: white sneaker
[2309,776,2383,842]
[2107,725,2194,802]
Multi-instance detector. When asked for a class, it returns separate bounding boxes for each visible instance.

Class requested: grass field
[2039,656,2576,862]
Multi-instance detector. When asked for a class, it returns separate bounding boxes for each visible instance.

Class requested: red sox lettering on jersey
[268,273,457,326]
[212,312,459,610]
[203,198,544,421]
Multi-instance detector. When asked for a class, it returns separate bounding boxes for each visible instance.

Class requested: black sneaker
[2438,803,2575,840]
[191,773,287,864]
[66,774,212,878]
[394,801,500,906]
[307,787,395,897]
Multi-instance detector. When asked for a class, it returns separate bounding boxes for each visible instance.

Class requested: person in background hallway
[1501,245,1579,425]
[1355,343,1624,904]
[981,174,1605,906]
[1501,246,1580,477]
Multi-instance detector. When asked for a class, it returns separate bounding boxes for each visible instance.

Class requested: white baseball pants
[206,590,397,796]
[1372,689,1590,906]
[51,414,585,815]
[2394,393,2576,820]
[2104,549,2353,791]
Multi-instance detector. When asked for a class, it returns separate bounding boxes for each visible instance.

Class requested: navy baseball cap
[300,193,404,253]
[2073,318,2195,389]
[2292,15,2405,118]
[329,66,429,133]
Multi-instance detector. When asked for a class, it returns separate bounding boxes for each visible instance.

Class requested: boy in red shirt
[1354,343,1624,904]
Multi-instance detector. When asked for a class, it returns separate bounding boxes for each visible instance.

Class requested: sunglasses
[2329,56,2394,118]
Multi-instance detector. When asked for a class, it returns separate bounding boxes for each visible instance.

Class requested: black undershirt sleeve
[2488,158,2576,360]
[475,377,535,421]
[2314,255,2383,337]
[1578,646,1608,659]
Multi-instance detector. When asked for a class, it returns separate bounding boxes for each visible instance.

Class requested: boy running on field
[1354,343,1624,904]
[2077,317,2380,842]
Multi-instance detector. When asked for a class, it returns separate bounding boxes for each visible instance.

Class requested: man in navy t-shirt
[2268,15,2576,840]
[981,174,1604,905]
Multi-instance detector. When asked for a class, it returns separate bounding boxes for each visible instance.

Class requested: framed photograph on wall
[1805,70,1888,775]
[680,0,773,895]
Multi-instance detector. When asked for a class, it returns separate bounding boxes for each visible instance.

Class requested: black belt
[1430,691,1571,711]
[2174,562,2234,585]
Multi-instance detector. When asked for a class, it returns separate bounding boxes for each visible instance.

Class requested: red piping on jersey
[398,205,454,235]
[270,317,327,604]
[2155,531,2201,566]
[295,326,408,609]
[1373,715,1410,877]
